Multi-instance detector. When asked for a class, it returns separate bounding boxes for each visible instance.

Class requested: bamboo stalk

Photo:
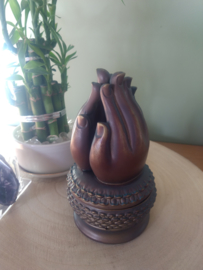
[48,2,56,31]
[42,0,50,44]
[25,90,33,116]
[28,36,58,136]
[60,68,69,133]
[58,83,69,133]
[40,84,59,135]
[30,1,40,44]
[51,81,65,133]
[28,41,45,86]
[1,0,73,141]
[30,86,48,142]
[14,85,34,141]
[61,67,68,93]
[61,95,69,133]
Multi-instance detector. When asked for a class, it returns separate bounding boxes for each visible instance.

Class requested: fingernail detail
[102,84,112,97]
[96,68,110,83]
[124,77,132,88]
[77,115,87,129]
[117,73,125,85]
[110,72,124,84]
[96,123,104,138]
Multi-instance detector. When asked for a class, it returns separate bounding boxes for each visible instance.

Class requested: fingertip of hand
[77,115,88,129]
[96,123,104,138]
[96,68,110,84]
[116,73,125,86]
[101,84,112,97]
[110,72,125,85]
[92,82,101,88]
[124,77,132,88]
[92,82,102,94]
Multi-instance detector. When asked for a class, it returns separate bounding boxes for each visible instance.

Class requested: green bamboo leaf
[17,40,28,87]
[57,32,67,59]
[10,30,20,45]
[6,21,24,38]
[7,62,17,67]
[24,61,45,70]
[6,21,15,27]
[49,51,59,60]
[4,0,9,7]
[50,57,61,67]
[29,27,35,35]
[46,24,63,56]
[57,27,61,33]
[48,3,56,18]
[53,49,62,61]
[27,67,50,75]
[32,0,43,6]
[18,40,27,72]
[9,0,22,26]
[8,25,16,38]
[66,44,74,53]
[36,43,52,51]
[49,52,61,65]
[27,42,47,63]
[40,31,44,38]
[7,62,20,68]
[36,21,42,34]
[21,0,28,11]
[62,40,67,59]
[24,6,30,35]
[65,52,77,66]
[7,74,24,81]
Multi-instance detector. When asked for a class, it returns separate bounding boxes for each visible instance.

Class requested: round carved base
[74,212,150,244]
[67,164,156,244]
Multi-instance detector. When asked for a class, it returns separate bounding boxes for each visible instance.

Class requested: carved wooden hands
[71,69,149,184]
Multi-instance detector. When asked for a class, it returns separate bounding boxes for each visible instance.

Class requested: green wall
[56,0,203,145]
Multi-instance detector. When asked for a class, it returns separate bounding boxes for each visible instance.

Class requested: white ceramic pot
[13,126,74,174]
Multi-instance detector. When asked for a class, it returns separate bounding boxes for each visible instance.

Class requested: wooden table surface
[157,142,203,171]
[0,141,203,270]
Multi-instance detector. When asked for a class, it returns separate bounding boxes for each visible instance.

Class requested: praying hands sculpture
[71,68,149,184]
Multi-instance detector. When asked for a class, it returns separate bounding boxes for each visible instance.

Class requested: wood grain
[157,142,203,171]
[0,141,203,270]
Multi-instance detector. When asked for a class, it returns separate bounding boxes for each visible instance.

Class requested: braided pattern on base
[67,164,155,207]
[67,182,156,231]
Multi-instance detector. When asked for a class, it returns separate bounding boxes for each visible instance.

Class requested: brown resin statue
[67,68,156,244]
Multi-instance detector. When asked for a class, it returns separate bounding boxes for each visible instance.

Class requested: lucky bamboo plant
[0,0,76,142]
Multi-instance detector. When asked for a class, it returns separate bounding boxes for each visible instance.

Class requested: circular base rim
[20,165,70,179]
[74,212,150,244]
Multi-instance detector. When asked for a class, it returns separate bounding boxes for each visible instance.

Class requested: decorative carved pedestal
[67,164,156,244]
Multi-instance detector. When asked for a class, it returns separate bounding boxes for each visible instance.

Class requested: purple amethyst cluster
[0,155,19,206]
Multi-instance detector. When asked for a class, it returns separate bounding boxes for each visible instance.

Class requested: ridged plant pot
[13,126,74,174]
